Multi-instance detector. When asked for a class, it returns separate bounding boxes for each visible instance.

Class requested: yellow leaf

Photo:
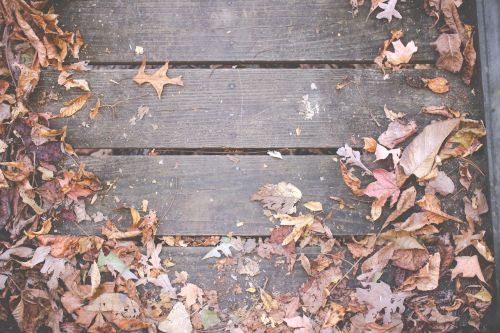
[304,201,323,212]
[130,207,141,226]
[58,93,90,118]
[133,60,183,99]
[246,287,256,293]
[90,98,100,120]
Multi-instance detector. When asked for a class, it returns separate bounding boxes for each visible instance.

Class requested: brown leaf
[462,25,476,85]
[15,10,48,67]
[425,171,455,196]
[459,162,472,189]
[179,283,204,309]
[421,105,460,118]
[422,77,449,94]
[431,34,463,73]
[440,0,465,41]
[133,60,183,99]
[439,119,486,160]
[451,255,485,282]
[58,71,90,91]
[251,182,302,215]
[322,302,345,328]
[400,252,440,291]
[361,244,395,274]
[57,94,90,118]
[399,118,460,177]
[300,266,342,314]
[384,104,406,121]
[417,194,463,223]
[89,261,100,297]
[383,186,416,229]
[363,169,400,221]
[90,98,100,120]
[347,235,377,258]
[378,120,417,148]
[339,162,364,196]
[454,230,494,262]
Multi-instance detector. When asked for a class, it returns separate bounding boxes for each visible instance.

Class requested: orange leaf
[133,60,183,99]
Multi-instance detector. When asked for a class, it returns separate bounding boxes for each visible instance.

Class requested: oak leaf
[179,283,204,308]
[251,182,302,215]
[337,143,372,174]
[376,0,402,22]
[133,60,183,99]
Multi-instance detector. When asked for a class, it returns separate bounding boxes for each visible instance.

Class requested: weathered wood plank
[34,69,480,149]
[54,0,437,63]
[476,0,500,313]
[53,155,376,236]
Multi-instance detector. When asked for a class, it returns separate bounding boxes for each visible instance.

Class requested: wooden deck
[34,0,491,310]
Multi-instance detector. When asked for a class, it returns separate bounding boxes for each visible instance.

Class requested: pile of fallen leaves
[0,1,494,333]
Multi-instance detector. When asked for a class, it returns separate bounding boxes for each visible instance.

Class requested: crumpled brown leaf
[431,33,463,73]
[400,252,441,291]
[378,120,417,149]
[422,77,449,94]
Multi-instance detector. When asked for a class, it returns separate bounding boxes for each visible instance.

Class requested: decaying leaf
[300,266,343,314]
[251,182,302,215]
[339,162,364,196]
[431,33,463,73]
[384,104,406,121]
[179,283,204,308]
[57,94,90,118]
[399,118,460,177]
[425,171,455,196]
[158,302,192,333]
[422,77,449,94]
[356,281,409,323]
[133,60,183,99]
[421,105,460,118]
[89,98,100,120]
[383,186,416,229]
[378,120,417,149]
[451,255,485,282]
[462,25,476,85]
[337,144,372,174]
[400,252,440,291]
[439,119,486,160]
[363,169,400,221]
[384,40,417,65]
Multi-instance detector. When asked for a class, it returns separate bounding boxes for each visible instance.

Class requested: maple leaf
[337,144,372,174]
[378,120,417,149]
[376,0,402,22]
[133,60,183,99]
[399,118,460,177]
[384,40,417,66]
[451,255,485,282]
[363,169,400,221]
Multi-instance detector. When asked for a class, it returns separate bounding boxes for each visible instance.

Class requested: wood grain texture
[143,246,353,310]
[34,69,480,149]
[53,155,376,236]
[53,0,437,63]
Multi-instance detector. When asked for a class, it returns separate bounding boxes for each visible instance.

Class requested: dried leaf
[422,77,449,94]
[304,201,323,212]
[202,237,239,259]
[425,171,455,196]
[89,98,100,120]
[378,120,417,149]
[399,118,460,177]
[57,94,90,118]
[431,33,463,73]
[89,261,100,297]
[384,104,406,121]
[356,281,409,323]
[251,182,302,215]
[133,60,183,99]
[400,252,440,291]
[451,255,485,282]
[158,302,192,333]
[421,105,460,118]
[339,162,364,196]
[439,119,486,160]
[462,25,476,85]
[376,0,402,22]
[267,150,283,159]
[363,169,400,221]
[337,144,372,174]
[300,266,342,314]
[383,186,416,229]
[384,40,417,65]
[179,283,204,308]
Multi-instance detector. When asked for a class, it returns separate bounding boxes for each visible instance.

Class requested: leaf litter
[0,1,494,333]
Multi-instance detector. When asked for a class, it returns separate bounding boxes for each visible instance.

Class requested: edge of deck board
[34,69,480,149]
[53,0,437,63]
[53,155,376,236]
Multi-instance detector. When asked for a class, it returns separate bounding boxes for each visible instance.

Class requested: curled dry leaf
[57,94,90,118]
[339,162,364,196]
[383,186,416,229]
[89,98,100,120]
[421,105,460,118]
[425,171,455,196]
[57,71,90,91]
[384,104,406,121]
[133,60,183,99]
[462,24,476,85]
[439,119,486,161]
[422,77,449,94]
[451,255,485,282]
[400,252,440,291]
[378,120,417,149]
[399,118,460,177]
[251,182,302,215]
[337,144,372,174]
